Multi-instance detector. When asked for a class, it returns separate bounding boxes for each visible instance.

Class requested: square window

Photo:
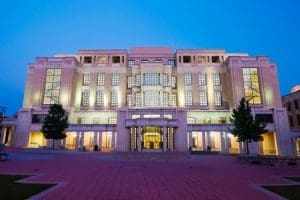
[98,56,106,64]
[84,56,92,63]
[112,56,120,63]
[183,56,191,63]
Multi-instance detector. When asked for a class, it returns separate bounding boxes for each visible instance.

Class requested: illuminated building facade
[1,47,294,155]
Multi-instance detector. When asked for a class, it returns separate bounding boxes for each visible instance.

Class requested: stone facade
[0,47,295,155]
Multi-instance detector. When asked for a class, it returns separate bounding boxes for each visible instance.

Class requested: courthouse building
[0,47,294,155]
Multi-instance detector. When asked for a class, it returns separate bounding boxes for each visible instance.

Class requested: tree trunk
[246,141,249,155]
[52,139,55,150]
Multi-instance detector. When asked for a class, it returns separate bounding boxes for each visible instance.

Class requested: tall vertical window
[135,74,141,86]
[184,73,192,85]
[162,92,169,107]
[198,73,207,86]
[214,91,222,106]
[242,68,262,104]
[97,73,105,86]
[127,76,133,88]
[171,76,177,88]
[95,91,104,107]
[199,91,208,106]
[168,59,175,66]
[81,90,90,107]
[127,94,133,107]
[162,74,168,87]
[111,91,118,107]
[212,73,221,85]
[171,93,177,106]
[143,73,160,85]
[43,68,61,104]
[135,92,141,107]
[82,73,91,86]
[111,73,120,86]
[185,91,193,106]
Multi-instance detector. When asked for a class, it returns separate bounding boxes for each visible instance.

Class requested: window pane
[184,73,192,85]
[242,68,261,104]
[43,68,61,104]
[199,91,208,106]
[185,91,193,106]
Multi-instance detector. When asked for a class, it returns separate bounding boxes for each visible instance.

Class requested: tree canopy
[41,104,69,149]
[228,98,268,154]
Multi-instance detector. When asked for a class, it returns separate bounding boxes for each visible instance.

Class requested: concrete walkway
[0,149,299,200]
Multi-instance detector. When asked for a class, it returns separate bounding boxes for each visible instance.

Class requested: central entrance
[142,127,162,150]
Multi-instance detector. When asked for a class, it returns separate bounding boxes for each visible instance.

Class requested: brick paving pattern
[0,148,299,200]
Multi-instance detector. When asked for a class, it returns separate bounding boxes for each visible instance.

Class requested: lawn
[262,177,300,200]
[0,174,55,199]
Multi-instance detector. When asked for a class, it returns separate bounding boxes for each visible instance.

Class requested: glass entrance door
[143,132,162,150]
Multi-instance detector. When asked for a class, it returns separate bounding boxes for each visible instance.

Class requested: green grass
[262,177,300,200]
[0,174,55,200]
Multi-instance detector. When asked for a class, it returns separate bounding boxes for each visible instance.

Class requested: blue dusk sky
[0,0,300,115]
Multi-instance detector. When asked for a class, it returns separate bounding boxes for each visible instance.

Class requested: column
[202,131,206,151]
[206,131,211,150]
[163,127,167,152]
[223,131,229,153]
[239,142,244,154]
[76,132,80,150]
[81,132,85,149]
[0,127,5,144]
[188,131,193,150]
[170,128,174,151]
[99,131,102,151]
[62,138,66,149]
[111,131,115,151]
[137,127,142,152]
[220,131,225,153]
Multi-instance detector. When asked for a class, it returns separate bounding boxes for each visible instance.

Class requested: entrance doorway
[142,127,162,150]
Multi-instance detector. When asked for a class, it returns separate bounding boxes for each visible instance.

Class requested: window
[135,74,141,86]
[141,59,149,63]
[97,73,105,86]
[295,100,299,110]
[93,118,100,124]
[211,56,220,63]
[187,117,196,124]
[111,91,118,107]
[108,117,117,124]
[154,59,162,63]
[242,68,262,104]
[127,77,133,88]
[287,102,291,111]
[199,91,208,106]
[98,56,106,64]
[289,116,294,127]
[128,60,135,67]
[143,73,160,85]
[196,56,206,63]
[83,56,92,63]
[162,92,169,107]
[82,73,91,86]
[198,73,206,86]
[43,68,61,104]
[184,73,192,85]
[185,91,193,106]
[218,117,227,124]
[168,59,175,66]
[171,76,177,88]
[77,117,86,124]
[112,56,120,63]
[169,93,176,106]
[183,56,191,63]
[297,114,300,125]
[203,117,211,124]
[162,74,168,87]
[127,94,133,107]
[255,114,273,123]
[212,73,221,86]
[144,91,160,107]
[214,91,222,106]
[135,92,141,107]
[81,90,90,107]
[95,91,104,107]
[111,73,120,86]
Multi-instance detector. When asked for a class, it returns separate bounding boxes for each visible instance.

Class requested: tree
[228,98,267,155]
[41,104,69,149]
[0,107,6,144]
